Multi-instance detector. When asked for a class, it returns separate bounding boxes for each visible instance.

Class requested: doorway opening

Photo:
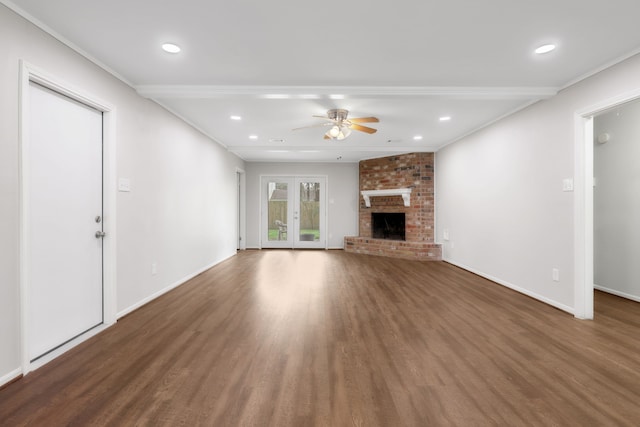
[574,87,640,319]
[260,176,327,249]
[593,99,640,305]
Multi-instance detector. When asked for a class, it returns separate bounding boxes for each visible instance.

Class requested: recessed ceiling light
[249,135,258,140]
[535,44,556,54]
[439,116,451,121]
[413,135,423,140]
[161,43,181,53]
[230,115,242,120]
[329,94,345,100]
[262,94,291,99]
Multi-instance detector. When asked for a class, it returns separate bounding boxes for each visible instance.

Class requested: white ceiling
[5,0,640,162]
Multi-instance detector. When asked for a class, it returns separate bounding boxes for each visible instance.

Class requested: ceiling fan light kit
[294,109,379,141]
[327,125,352,141]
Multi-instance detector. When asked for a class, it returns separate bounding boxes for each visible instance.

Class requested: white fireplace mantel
[361,188,412,208]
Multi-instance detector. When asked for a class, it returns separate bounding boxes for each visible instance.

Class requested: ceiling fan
[293,109,379,140]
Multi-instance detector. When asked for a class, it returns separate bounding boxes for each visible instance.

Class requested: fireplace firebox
[372,213,405,241]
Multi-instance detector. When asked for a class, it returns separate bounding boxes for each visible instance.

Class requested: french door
[261,176,326,249]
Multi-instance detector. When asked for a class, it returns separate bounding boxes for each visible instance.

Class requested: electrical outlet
[151,262,157,275]
[552,268,559,282]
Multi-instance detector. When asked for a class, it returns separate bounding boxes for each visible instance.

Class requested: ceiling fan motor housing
[328,109,349,122]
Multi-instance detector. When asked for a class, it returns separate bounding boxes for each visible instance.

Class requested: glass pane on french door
[297,180,320,243]
[268,181,289,241]
[293,177,325,249]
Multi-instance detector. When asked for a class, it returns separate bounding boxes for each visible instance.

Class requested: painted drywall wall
[436,53,640,313]
[594,99,640,302]
[0,5,244,385]
[245,162,359,248]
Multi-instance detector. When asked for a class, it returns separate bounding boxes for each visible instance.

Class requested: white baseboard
[443,258,575,315]
[245,246,344,250]
[0,367,22,388]
[15,254,236,379]
[594,284,640,303]
[117,253,236,319]
[27,322,115,373]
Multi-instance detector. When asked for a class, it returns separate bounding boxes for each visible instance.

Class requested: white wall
[594,99,640,302]
[245,162,359,248]
[0,5,244,385]
[436,53,640,313]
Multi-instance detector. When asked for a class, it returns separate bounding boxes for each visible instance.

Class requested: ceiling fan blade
[349,117,379,124]
[292,123,333,131]
[350,124,377,134]
[312,115,340,123]
[324,134,331,140]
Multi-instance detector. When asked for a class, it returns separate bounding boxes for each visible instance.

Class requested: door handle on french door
[95,231,106,238]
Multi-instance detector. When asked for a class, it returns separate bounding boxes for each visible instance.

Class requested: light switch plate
[118,178,131,192]
[562,178,574,192]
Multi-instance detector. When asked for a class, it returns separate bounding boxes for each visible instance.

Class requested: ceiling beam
[136,85,558,101]
[227,145,438,153]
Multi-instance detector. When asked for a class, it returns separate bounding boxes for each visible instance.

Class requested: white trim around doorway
[18,60,118,374]
[236,167,246,251]
[259,174,328,250]
[573,87,640,319]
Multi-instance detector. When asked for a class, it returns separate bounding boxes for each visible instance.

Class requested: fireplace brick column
[344,152,442,261]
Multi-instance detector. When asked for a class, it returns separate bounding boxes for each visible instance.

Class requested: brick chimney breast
[345,152,441,261]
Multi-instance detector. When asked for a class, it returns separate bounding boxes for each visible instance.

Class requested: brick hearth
[344,152,442,261]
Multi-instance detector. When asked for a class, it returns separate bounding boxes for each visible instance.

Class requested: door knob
[95,231,106,238]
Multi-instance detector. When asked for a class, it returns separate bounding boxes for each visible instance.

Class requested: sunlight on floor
[256,251,328,316]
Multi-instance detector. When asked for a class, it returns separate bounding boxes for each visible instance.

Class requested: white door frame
[19,61,117,373]
[236,167,246,250]
[573,87,640,319]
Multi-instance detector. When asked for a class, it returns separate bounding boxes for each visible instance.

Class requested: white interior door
[261,176,326,249]
[27,82,104,361]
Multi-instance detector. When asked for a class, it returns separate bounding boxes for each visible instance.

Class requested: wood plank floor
[1,250,640,426]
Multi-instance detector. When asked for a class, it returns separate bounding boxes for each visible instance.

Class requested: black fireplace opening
[372,212,406,241]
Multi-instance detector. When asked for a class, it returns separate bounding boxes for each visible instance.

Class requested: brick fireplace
[344,152,442,261]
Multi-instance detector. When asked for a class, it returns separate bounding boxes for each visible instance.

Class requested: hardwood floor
[1,250,640,426]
